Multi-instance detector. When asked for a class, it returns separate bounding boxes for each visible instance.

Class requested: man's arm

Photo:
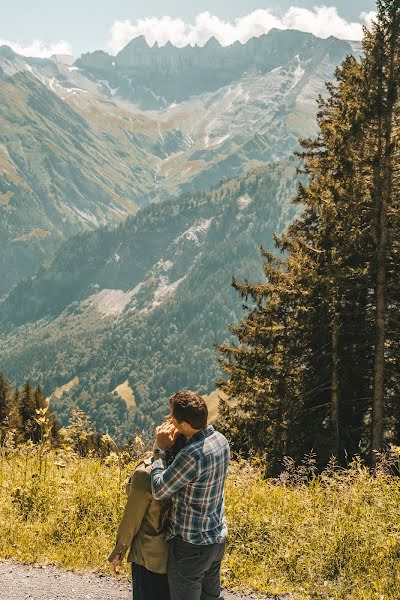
[151,450,197,500]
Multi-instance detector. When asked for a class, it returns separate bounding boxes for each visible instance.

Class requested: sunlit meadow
[1,440,399,600]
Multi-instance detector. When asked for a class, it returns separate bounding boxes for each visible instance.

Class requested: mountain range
[0,30,351,297]
[0,29,354,436]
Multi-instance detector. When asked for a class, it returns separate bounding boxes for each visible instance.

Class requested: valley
[0,30,350,296]
[0,29,352,437]
[0,165,298,438]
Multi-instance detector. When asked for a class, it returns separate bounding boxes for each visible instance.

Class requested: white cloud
[0,38,72,58]
[109,7,377,54]
[360,11,377,29]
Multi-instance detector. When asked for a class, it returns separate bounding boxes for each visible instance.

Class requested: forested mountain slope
[0,71,152,296]
[0,164,298,438]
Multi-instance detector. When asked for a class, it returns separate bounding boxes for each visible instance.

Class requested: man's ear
[178,421,189,435]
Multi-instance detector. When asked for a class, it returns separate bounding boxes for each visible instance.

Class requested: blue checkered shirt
[151,425,230,545]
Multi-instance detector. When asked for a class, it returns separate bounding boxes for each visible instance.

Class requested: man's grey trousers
[168,536,226,600]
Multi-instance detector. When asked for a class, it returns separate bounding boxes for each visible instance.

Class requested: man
[151,389,230,600]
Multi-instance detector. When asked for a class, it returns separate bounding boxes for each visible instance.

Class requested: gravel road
[0,562,290,600]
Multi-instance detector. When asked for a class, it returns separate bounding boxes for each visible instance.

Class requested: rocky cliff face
[77,29,350,108]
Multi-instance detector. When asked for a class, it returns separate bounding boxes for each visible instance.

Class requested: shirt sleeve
[108,468,151,563]
[151,450,198,501]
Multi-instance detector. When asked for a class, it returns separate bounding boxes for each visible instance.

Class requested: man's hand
[155,421,179,450]
[111,555,122,575]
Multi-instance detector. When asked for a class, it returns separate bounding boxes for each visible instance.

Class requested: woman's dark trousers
[132,562,170,600]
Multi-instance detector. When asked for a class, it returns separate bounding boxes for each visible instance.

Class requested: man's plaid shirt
[151,425,230,545]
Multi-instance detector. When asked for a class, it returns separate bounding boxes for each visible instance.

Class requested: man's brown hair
[170,390,208,430]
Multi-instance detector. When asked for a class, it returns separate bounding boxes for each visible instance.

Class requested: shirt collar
[189,425,214,443]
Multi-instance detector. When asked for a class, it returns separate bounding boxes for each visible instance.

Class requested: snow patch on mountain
[60,85,88,96]
[237,194,252,210]
[89,282,144,316]
[153,259,174,273]
[152,276,186,308]
[98,80,119,96]
[73,207,107,228]
[174,218,212,246]
[288,55,306,93]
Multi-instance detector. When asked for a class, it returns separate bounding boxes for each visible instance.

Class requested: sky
[0,1,377,58]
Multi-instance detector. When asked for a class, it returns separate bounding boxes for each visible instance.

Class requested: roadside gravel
[0,562,290,600]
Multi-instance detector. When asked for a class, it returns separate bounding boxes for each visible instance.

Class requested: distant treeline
[218,1,400,473]
[0,372,145,456]
[0,373,61,445]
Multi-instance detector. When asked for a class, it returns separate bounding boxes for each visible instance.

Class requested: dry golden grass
[48,378,80,402]
[113,380,137,411]
[0,445,399,599]
[203,389,227,423]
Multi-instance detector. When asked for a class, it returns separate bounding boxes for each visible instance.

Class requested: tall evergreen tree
[19,381,36,441]
[362,1,400,463]
[0,372,11,438]
[217,1,400,472]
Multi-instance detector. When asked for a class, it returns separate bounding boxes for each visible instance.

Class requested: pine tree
[217,54,369,470]
[0,372,11,439]
[217,2,400,471]
[19,381,36,441]
[361,1,400,463]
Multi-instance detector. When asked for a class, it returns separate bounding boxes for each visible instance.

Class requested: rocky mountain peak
[75,49,113,70]
[204,36,221,49]
[0,45,16,60]
[122,34,149,51]
[74,29,351,108]
[50,54,75,66]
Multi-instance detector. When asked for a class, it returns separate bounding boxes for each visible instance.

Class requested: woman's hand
[111,555,122,575]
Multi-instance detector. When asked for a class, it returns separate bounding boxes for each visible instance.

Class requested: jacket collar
[189,425,214,443]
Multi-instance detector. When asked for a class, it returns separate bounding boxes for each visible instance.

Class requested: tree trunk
[331,315,341,458]
[371,209,388,463]
[371,7,398,466]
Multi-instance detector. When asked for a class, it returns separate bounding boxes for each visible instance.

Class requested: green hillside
[0,71,155,297]
[0,164,298,438]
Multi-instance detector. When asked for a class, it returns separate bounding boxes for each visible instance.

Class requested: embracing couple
[109,389,230,600]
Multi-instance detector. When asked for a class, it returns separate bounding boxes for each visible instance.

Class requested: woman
[109,433,186,600]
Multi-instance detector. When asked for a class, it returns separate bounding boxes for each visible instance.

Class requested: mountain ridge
[0,28,350,297]
[76,29,351,108]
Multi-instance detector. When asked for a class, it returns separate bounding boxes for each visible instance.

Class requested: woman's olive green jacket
[108,458,168,574]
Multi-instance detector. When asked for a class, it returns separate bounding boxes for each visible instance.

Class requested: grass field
[0,444,399,600]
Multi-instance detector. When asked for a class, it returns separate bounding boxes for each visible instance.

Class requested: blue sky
[1,1,377,57]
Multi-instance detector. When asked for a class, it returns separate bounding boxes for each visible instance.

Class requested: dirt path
[0,561,287,600]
